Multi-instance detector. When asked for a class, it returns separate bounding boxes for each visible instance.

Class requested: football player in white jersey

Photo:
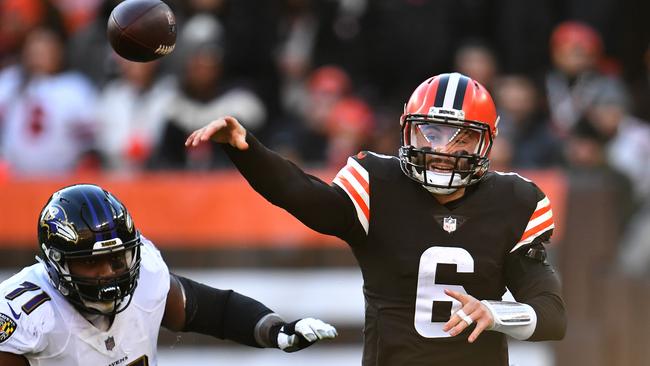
[0,184,337,366]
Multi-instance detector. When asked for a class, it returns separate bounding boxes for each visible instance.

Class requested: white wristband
[481,300,537,340]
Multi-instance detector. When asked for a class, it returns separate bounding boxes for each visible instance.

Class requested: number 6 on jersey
[414,246,474,338]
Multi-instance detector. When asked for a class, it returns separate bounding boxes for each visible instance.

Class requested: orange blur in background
[0,169,566,249]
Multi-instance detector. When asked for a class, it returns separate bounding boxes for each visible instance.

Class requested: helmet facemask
[399,114,493,194]
[41,236,142,316]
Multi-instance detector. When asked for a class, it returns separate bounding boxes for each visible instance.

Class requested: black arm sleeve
[222,133,358,239]
[505,244,567,341]
[177,275,273,347]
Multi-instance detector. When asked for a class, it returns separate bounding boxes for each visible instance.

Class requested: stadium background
[1,0,649,365]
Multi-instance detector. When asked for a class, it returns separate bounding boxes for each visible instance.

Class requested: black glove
[270,318,338,353]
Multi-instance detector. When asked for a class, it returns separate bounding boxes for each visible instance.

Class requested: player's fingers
[184,133,193,146]
[312,321,337,339]
[442,314,460,332]
[467,319,490,343]
[185,129,202,146]
[447,320,468,337]
[443,310,466,333]
[444,288,470,304]
[443,309,465,331]
[461,299,481,314]
[200,119,228,141]
[295,319,319,342]
[297,318,338,341]
[447,307,478,335]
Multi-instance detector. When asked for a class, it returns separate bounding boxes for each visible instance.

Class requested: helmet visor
[410,123,482,156]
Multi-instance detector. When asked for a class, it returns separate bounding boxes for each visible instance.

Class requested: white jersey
[0,238,170,366]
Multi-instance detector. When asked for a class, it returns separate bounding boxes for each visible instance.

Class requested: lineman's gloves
[272,318,338,352]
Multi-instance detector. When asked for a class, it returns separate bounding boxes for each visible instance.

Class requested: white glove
[274,318,338,352]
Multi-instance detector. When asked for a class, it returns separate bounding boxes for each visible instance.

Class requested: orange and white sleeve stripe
[510,196,554,253]
[333,157,370,234]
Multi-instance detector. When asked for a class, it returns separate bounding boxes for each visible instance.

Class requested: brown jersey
[224,136,565,366]
[333,151,555,365]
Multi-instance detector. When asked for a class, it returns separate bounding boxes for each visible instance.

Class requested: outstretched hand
[184,116,249,150]
[442,289,494,343]
[272,318,338,353]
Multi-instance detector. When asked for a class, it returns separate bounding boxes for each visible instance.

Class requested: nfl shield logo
[443,217,457,233]
[105,336,115,351]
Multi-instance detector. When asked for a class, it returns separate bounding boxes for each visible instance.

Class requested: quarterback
[186,73,567,365]
[0,184,337,365]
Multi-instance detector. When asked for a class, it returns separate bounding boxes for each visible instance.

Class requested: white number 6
[414,246,474,338]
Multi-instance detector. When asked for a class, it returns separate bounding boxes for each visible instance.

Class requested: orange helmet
[399,72,499,194]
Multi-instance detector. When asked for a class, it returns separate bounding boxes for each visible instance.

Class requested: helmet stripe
[91,190,118,239]
[433,74,449,107]
[452,75,469,110]
[442,73,461,110]
[80,189,102,242]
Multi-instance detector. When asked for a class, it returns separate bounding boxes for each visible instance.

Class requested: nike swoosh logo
[7,303,21,320]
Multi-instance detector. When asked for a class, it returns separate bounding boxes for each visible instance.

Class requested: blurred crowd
[0,0,649,270]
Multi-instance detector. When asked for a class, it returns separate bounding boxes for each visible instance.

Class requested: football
[107,0,177,62]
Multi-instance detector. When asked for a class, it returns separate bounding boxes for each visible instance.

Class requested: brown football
[107,0,177,62]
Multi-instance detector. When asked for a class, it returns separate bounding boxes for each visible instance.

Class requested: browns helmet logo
[0,312,17,343]
[40,204,78,244]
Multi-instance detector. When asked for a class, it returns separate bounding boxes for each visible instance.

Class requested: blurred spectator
[95,57,175,171]
[494,75,563,169]
[170,0,227,73]
[586,80,650,201]
[273,0,362,115]
[454,39,498,92]
[269,65,352,165]
[325,96,374,168]
[274,0,321,118]
[66,0,122,87]
[0,0,66,66]
[545,21,620,136]
[50,0,103,35]
[589,81,650,278]
[150,41,266,170]
[563,118,608,169]
[0,26,98,175]
[303,65,351,131]
[563,117,635,233]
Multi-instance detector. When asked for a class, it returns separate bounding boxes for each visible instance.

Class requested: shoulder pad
[352,151,401,181]
[133,237,170,310]
[494,173,554,254]
[492,171,545,204]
